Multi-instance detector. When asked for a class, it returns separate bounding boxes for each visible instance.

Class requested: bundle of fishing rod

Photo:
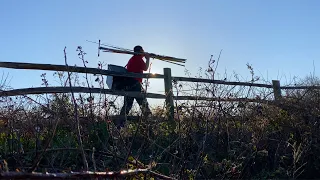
[94,40,187,67]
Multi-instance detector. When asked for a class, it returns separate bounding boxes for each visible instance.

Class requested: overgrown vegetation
[0,48,320,179]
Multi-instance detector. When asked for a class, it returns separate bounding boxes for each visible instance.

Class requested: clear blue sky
[1,0,320,94]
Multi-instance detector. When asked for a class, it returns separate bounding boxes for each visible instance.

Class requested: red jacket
[126,55,147,83]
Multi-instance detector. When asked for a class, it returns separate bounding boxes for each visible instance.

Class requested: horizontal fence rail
[0,87,272,103]
[0,61,164,79]
[173,96,272,103]
[0,61,276,88]
[172,76,274,88]
[2,62,319,90]
[0,87,166,99]
[280,85,320,90]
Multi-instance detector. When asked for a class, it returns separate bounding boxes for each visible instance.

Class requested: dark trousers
[115,78,150,116]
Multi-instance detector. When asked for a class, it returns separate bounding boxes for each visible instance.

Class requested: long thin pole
[99,47,186,63]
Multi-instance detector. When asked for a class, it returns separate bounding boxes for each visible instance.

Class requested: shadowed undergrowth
[1,48,320,179]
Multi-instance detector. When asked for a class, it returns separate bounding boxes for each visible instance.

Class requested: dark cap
[133,45,144,53]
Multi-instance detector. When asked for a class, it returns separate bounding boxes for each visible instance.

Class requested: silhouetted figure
[114,46,152,128]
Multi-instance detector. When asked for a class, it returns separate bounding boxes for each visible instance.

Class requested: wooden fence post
[272,80,282,101]
[163,68,175,127]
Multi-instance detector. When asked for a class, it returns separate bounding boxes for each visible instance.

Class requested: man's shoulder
[128,55,144,65]
[130,55,143,61]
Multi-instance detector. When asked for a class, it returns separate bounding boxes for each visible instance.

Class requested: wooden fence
[1,61,320,121]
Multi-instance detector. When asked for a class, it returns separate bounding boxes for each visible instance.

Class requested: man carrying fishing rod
[119,45,152,118]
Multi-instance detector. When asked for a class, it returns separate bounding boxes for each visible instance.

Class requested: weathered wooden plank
[164,68,174,126]
[280,85,320,90]
[272,80,282,101]
[0,87,166,99]
[0,62,279,89]
[172,76,273,88]
[0,61,164,79]
[173,96,271,103]
[0,87,272,103]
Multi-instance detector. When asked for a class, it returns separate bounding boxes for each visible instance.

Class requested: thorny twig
[64,47,88,171]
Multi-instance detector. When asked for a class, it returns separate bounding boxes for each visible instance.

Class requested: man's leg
[117,78,135,129]
[117,95,134,129]
[120,96,134,116]
[136,97,151,116]
[133,82,152,116]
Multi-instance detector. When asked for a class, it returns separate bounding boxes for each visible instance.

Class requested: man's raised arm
[144,53,150,71]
